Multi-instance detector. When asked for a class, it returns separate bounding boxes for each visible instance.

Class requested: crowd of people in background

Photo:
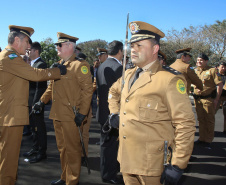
[0,21,225,185]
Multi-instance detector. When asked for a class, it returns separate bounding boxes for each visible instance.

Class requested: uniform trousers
[82,107,92,156]
[100,126,120,180]
[122,173,161,185]
[0,126,23,185]
[53,120,82,185]
[195,97,215,143]
[216,96,226,132]
[30,107,47,154]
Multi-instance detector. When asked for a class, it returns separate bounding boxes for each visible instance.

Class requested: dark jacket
[96,57,122,124]
[28,58,47,106]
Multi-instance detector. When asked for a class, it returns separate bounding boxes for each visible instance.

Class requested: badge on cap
[130,22,140,34]
[81,66,88,74]
[8,53,18,60]
[176,79,186,94]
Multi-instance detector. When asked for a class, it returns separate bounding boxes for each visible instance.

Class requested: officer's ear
[153,44,159,55]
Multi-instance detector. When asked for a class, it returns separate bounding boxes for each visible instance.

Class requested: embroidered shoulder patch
[8,53,18,60]
[81,66,88,74]
[176,79,186,94]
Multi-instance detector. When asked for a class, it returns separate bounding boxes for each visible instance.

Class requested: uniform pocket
[14,98,28,119]
[146,140,164,176]
[139,99,158,122]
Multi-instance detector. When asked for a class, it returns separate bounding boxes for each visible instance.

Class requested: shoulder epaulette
[162,65,181,75]
[75,57,83,62]
[6,48,13,52]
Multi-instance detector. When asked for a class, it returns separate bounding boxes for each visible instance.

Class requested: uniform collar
[63,53,77,64]
[5,45,20,56]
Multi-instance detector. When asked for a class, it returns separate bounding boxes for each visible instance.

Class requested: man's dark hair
[8,31,26,45]
[197,53,209,61]
[31,42,42,55]
[219,60,226,67]
[108,40,123,56]
[149,38,160,46]
[0,47,2,52]
[176,52,189,59]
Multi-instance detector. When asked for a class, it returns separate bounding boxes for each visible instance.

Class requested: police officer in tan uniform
[170,48,203,94]
[97,48,108,63]
[34,32,93,185]
[158,50,167,66]
[108,21,196,185]
[0,25,66,185]
[216,62,226,133]
[194,53,223,147]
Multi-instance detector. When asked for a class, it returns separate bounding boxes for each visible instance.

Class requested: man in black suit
[96,40,124,184]
[23,42,48,163]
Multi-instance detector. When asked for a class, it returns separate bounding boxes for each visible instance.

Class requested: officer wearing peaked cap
[35,32,93,185]
[170,48,203,94]
[0,25,65,185]
[108,21,196,185]
[97,48,108,63]
[158,50,167,66]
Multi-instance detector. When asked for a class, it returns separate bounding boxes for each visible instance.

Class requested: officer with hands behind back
[108,21,196,185]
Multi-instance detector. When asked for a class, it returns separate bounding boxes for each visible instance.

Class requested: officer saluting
[108,21,196,185]
[0,25,66,185]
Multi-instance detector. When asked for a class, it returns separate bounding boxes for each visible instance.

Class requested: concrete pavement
[16,100,226,185]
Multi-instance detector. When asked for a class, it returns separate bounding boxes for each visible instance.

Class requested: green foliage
[40,37,60,67]
[77,39,108,66]
[161,19,226,66]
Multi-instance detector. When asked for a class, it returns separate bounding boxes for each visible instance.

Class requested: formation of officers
[0,20,225,185]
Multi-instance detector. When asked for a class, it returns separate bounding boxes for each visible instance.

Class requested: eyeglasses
[56,43,62,47]
[56,42,69,48]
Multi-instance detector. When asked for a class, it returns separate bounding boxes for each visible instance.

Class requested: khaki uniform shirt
[41,54,93,121]
[108,60,196,176]
[0,46,61,126]
[170,59,203,94]
[194,66,222,96]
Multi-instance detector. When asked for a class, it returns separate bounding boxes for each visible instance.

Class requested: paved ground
[16,98,226,185]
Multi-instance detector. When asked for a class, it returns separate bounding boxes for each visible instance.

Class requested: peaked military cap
[129,21,165,43]
[76,46,81,51]
[158,50,167,60]
[175,48,192,57]
[96,48,108,56]
[55,32,79,45]
[9,25,34,44]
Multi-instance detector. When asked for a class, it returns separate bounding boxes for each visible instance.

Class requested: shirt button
[123,111,126,115]
[53,100,55,102]
[126,99,129,102]
[123,136,126,139]
[122,123,125,127]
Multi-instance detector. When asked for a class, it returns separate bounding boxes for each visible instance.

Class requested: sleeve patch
[176,79,186,94]
[8,53,18,60]
[81,66,88,74]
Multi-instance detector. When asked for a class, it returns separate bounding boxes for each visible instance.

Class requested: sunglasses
[56,43,63,47]
[56,42,69,48]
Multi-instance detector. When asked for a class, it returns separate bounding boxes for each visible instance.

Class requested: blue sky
[0,0,225,49]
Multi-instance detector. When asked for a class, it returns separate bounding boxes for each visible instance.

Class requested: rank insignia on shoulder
[162,65,181,75]
[8,53,18,60]
[81,66,88,74]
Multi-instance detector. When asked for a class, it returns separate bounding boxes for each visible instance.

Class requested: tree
[40,38,60,67]
[77,39,108,66]
[201,19,226,65]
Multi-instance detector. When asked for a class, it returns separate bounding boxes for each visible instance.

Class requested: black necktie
[131,68,143,87]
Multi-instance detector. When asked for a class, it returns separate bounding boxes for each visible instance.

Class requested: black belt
[193,94,212,100]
